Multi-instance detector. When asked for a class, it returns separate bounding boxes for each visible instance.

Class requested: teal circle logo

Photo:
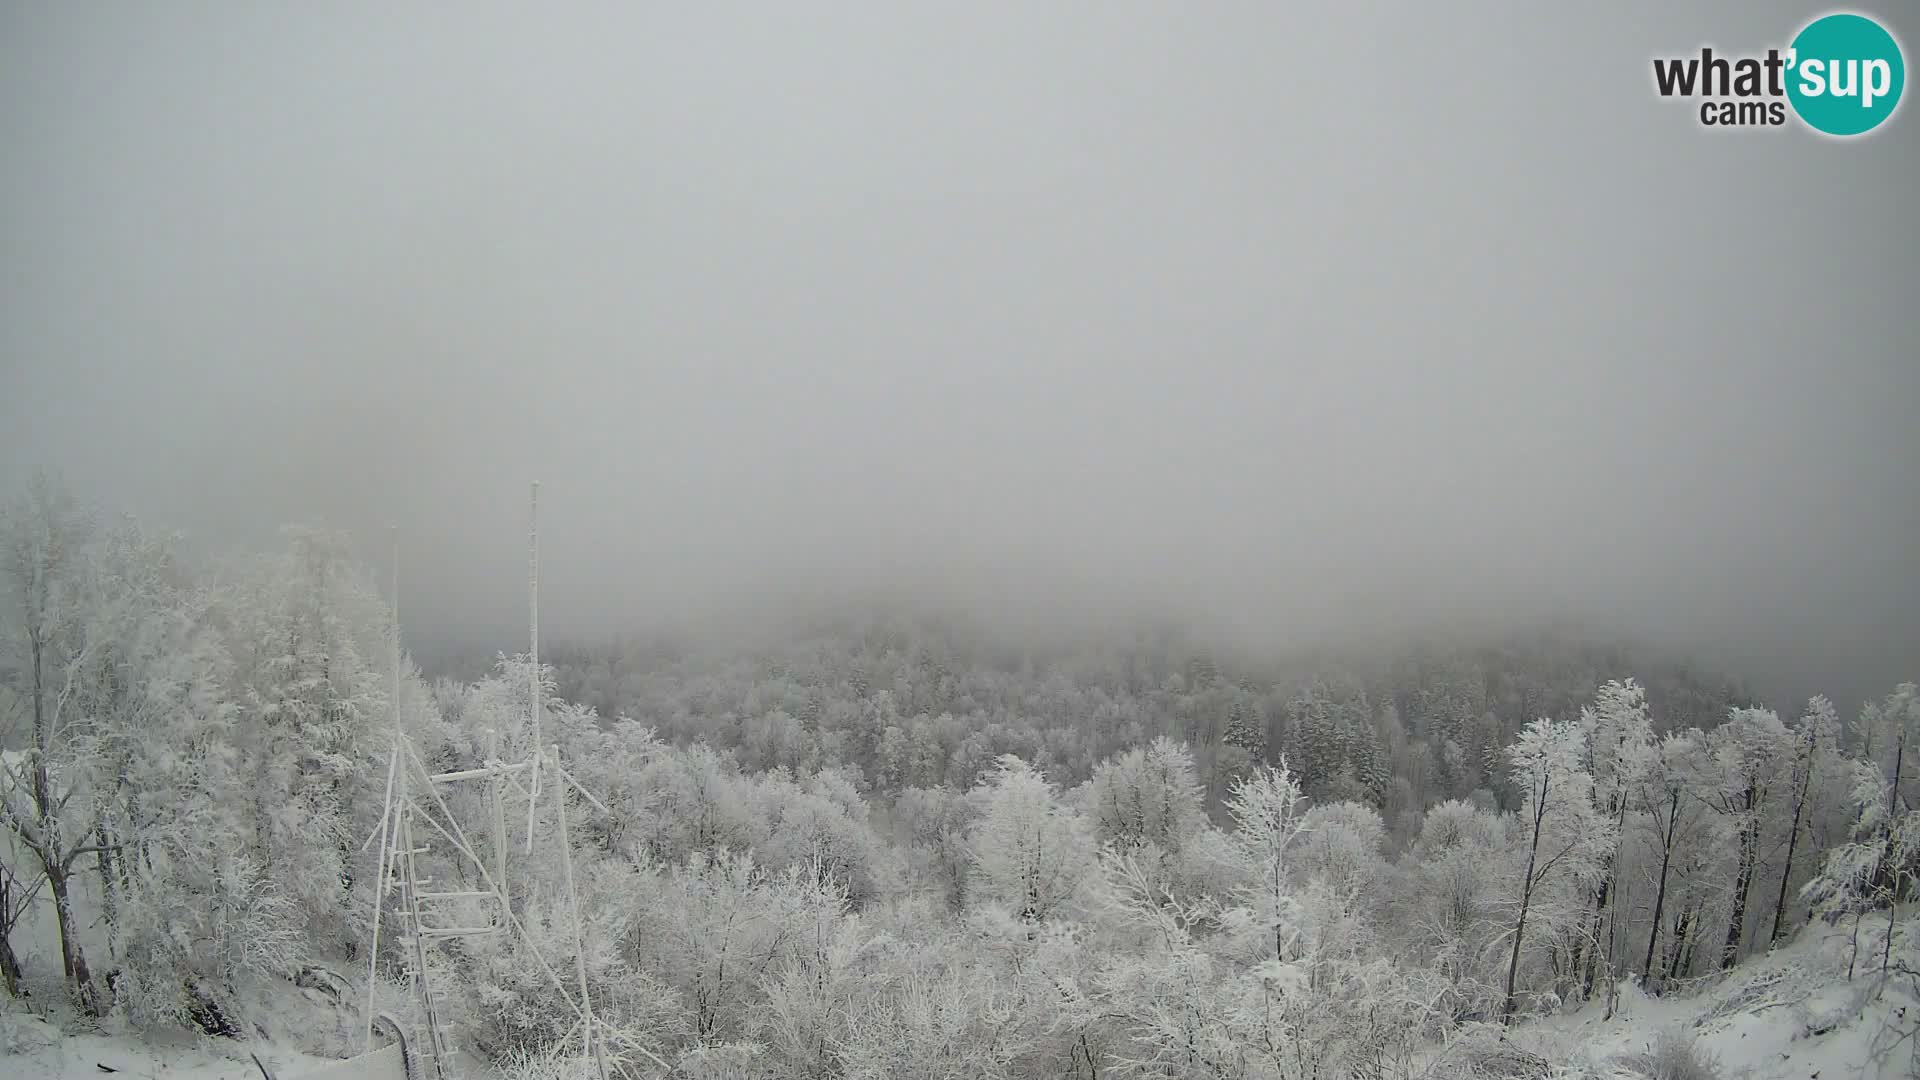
[1786,13,1905,136]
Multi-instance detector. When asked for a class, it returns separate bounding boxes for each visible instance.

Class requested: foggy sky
[2,4,1915,714]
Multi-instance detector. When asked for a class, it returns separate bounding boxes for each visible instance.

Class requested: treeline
[3,478,1916,1080]
[536,616,1753,832]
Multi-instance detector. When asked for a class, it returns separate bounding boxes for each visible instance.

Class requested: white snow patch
[1,1010,340,1080]
[1521,913,1918,1079]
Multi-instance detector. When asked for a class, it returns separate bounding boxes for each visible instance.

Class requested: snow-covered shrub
[1422,1023,1555,1079]
[0,1007,59,1055]
[670,1040,769,1080]
[1615,1028,1722,1080]
[495,1041,594,1080]
[112,849,303,1034]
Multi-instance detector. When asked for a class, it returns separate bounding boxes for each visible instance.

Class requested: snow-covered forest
[3,477,1916,1079]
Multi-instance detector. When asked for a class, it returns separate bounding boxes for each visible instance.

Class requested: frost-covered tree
[1803,683,1920,978]
[752,861,877,1078]
[1223,761,1309,961]
[893,785,978,909]
[969,756,1089,923]
[1852,683,1919,899]
[632,742,756,863]
[1634,729,1720,989]
[1096,842,1421,1080]
[1500,717,1610,1022]
[1085,737,1206,858]
[557,717,665,862]
[1572,678,1653,999]
[90,545,304,1032]
[837,956,1034,1080]
[629,850,781,1043]
[1294,800,1388,915]
[216,527,393,955]
[0,477,109,1013]
[747,766,893,906]
[1770,695,1841,945]
[1402,799,1509,1021]
[1701,706,1791,968]
[1223,697,1265,767]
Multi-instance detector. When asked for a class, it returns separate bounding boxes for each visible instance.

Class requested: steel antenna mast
[525,481,542,851]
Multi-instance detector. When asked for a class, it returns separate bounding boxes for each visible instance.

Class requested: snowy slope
[1,1011,342,1080]
[1528,910,1917,1079]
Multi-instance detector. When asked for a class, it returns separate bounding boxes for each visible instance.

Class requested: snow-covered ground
[1,1011,343,1080]
[1517,910,1917,1079]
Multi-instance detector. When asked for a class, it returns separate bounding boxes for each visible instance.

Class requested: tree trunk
[1578,789,1630,999]
[1502,774,1550,1024]
[45,862,99,1015]
[1665,907,1692,984]
[27,633,102,1015]
[1770,735,1815,946]
[1643,788,1680,979]
[1677,910,1699,979]
[96,825,120,962]
[1876,729,1907,897]
[0,871,21,998]
[1720,787,1758,970]
[1582,868,1612,991]
[0,931,20,998]
[1569,887,1599,998]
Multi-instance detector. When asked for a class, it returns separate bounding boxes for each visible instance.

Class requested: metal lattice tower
[363,486,611,1080]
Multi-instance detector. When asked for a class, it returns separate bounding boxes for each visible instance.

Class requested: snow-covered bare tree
[1701,706,1791,968]
[1223,761,1309,962]
[1770,695,1841,945]
[1572,678,1653,1001]
[1633,728,1723,990]
[969,756,1089,923]
[893,785,978,910]
[1499,717,1610,1023]
[1085,736,1206,859]
[1293,800,1388,915]
[1804,683,1920,978]
[0,476,108,1014]
[1402,799,1509,1022]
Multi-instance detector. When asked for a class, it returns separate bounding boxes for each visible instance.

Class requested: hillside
[529,616,1754,820]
